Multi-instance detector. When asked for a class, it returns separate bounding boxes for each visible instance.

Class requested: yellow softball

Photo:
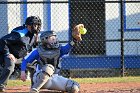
[80,28,87,35]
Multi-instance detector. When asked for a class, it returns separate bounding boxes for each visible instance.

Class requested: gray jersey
[37,45,60,68]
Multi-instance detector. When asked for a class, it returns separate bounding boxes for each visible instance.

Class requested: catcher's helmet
[25,16,41,26]
[40,31,59,49]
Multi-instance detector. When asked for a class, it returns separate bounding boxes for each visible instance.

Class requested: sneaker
[0,88,5,92]
[0,84,5,92]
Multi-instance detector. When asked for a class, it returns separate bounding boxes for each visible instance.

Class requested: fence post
[120,0,125,77]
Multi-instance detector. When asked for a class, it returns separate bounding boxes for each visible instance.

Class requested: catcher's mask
[40,31,59,49]
[25,16,41,34]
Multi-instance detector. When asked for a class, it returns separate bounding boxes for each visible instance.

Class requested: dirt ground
[5,82,140,93]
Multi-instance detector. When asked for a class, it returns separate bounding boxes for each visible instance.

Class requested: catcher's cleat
[29,88,39,93]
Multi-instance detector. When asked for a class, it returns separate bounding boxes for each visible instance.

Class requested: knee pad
[66,80,80,93]
[33,64,54,83]
[42,64,55,77]
[32,64,55,90]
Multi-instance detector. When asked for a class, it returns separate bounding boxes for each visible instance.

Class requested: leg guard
[31,64,54,92]
[66,80,80,93]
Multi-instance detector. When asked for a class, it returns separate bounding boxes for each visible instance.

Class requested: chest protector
[37,45,60,68]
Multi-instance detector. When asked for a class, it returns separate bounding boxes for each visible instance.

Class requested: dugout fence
[0,0,140,78]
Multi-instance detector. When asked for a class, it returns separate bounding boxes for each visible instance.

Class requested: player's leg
[42,74,68,91]
[43,74,80,93]
[65,79,80,93]
[0,55,15,92]
[27,67,35,88]
[27,60,39,88]
[30,64,54,93]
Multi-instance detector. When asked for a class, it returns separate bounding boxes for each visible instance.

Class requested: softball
[80,28,87,35]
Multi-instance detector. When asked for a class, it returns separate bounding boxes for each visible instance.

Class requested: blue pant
[0,55,15,88]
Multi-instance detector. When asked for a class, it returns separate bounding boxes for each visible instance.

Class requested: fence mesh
[0,0,140,79]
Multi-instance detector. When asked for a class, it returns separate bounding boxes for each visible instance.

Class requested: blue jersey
[21,43,72,71]
[0,25,35,58]
[12,26,29,37]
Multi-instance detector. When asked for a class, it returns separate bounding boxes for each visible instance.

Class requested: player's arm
[20,48,39,81]
[60,43,72,56]
[0,32,22,62]
[60,24,85,56]
[1,32,21,55]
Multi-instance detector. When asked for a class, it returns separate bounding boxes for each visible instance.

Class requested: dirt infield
[5,82,140,93]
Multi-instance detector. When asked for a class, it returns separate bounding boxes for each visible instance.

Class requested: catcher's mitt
[72,24,84,41]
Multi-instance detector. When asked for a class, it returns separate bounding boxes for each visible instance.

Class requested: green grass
[7,76,140,87]
[7,80,31,87]
[73,76,140,83]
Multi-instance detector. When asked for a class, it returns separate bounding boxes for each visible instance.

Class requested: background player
[0,16,41,92]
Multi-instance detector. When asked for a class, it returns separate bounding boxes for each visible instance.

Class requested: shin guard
[31,64,54,91]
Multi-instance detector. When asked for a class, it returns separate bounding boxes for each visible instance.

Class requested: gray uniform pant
[33,73,69,91]
[0,55,15,88]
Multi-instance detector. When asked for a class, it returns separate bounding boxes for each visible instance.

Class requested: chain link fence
[0,0,140,78]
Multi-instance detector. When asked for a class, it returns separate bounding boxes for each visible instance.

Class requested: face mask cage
[41,35,59,49]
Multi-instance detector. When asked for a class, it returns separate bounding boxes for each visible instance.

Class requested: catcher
[20,24,84,93]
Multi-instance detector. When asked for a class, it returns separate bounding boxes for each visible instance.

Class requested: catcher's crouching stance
[20,24,84,93]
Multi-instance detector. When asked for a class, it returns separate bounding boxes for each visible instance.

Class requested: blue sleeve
[21,48,39,71]
[12,26,28,37]
[60,43,72,57]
